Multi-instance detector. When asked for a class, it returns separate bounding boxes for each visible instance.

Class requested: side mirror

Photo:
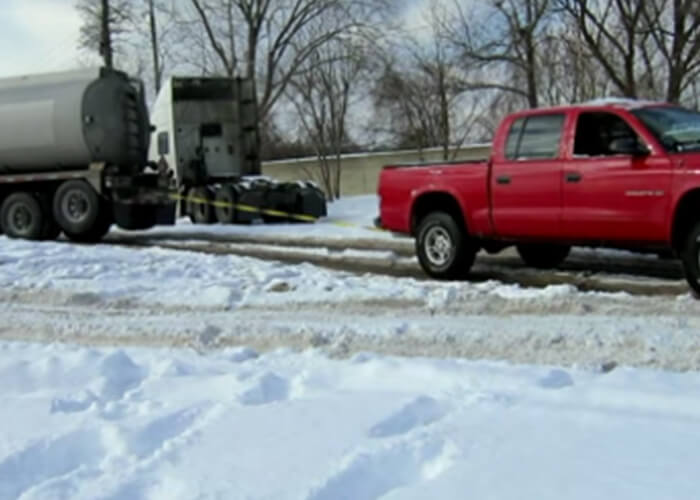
[609,137,649,156]
[157,131,169,155]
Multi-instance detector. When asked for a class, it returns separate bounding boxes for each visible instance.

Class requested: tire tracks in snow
[103,233,688,296]
[1,288,700,371]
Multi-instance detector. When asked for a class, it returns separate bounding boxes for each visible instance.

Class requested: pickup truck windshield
[632,106,700,152]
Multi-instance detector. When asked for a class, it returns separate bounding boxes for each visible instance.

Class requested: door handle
[496,175,511,185]
[565,172,582,183]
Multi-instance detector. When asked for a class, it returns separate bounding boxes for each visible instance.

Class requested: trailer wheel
[416,211,476,280]
[187,187,215,224]
[65,207,112,243]
[53,180,101,236]
[214,185,238,223]
[0,192,45,240]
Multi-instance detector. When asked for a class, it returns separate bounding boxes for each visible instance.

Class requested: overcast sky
[0,0,84,77]
[0,0,430,79]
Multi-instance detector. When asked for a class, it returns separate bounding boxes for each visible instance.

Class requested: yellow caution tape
[169,193,386,231]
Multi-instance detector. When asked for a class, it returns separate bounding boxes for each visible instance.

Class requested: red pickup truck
[378,99,700,295]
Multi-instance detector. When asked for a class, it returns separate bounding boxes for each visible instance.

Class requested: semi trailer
[148,76,327,224]
[0,66,174,241]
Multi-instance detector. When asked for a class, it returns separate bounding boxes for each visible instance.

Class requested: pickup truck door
[562,110,672,242]
[491,112,566,238]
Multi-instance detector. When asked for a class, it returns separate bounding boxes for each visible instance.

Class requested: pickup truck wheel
[680,222,700,297]
[517,244,570,269]
[416,212,475,280]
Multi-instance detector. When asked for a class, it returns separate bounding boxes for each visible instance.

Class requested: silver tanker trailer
[0,66,174,241]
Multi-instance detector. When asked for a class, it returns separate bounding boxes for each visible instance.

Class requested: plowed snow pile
[1,341,698,500]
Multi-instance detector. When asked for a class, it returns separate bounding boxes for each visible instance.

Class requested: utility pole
[100,0,113,68]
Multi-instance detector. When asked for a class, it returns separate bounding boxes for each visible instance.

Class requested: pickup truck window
[574,112,640,156]
[632,106,700,152]
[505,114,564,160]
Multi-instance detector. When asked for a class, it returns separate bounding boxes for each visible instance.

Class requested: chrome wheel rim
[424,226,453,267]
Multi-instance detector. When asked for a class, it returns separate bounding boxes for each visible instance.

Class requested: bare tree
[187,0,390,120]
[556,0,658,98]
[147,0,162,91]
[443,0,555,108]
[641,0,700,103]
[287,32,371,200]
[373,5,481,159]
[76,0,133,68]
[134,0,181,95]
[187,0,239,77]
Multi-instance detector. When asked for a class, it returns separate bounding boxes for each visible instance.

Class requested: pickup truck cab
[378,99,700,295]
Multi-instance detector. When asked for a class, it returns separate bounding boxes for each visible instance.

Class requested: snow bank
[0,341,698,499]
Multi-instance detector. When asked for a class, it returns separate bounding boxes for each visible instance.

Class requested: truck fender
[409,187,473,236]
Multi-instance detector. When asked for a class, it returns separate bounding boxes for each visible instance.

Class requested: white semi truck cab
[149,76,326,224]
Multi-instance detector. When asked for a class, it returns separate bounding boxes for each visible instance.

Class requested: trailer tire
[516,243,570,269]
[53,180,101,236]
[187,187,216,224]
[214,185,238,223]
[1,192,45,240]
[416,211,476,280]
[64,207,112,243]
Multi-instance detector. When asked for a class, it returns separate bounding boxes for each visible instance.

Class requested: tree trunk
[100,0,113,68]
[439,66,450,160]
[148,0,161,92]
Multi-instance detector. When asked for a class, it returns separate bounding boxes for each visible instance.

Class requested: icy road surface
[1,342,699,499]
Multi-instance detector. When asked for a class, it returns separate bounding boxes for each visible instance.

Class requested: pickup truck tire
[416,212,476,280]
[1,192,45,240]
[680,222,700,297]
[516,244,570,269]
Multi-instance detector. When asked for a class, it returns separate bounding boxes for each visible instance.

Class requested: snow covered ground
[1,232,699,369]
[1,341,699,500]
[2,195,700,498]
